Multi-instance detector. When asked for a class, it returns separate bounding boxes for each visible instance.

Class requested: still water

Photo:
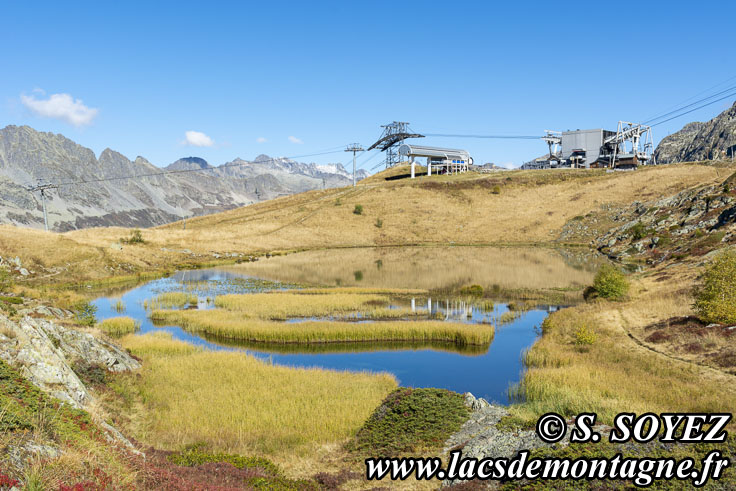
[92,247,603,404]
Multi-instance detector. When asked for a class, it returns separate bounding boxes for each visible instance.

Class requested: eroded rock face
[0,314,140,409]
[654,102,736,164]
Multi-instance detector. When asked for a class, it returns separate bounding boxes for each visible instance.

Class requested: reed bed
[151,309,495,345]
[214,292,392,319]
[97,316,139,337]
[148,291,198,309]
[112,299,126,313]
[119,332,397,455]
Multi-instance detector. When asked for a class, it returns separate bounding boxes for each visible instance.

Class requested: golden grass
[509,272,736,425]
[151,309,494,345]
[119,332,397,456]
[214,291,397,319]
[148,291,198,309]
[97,316,139,337]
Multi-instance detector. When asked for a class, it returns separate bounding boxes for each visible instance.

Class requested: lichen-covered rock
[442,393,565,487]
[0,314,140,409]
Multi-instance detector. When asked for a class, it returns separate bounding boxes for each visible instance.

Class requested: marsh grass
[214,292,391,319]
[151,309,495,345]
[119,332,397,456]
[508,300,736,425]
[149,292,198,309]
[112,299,125,313]
[97,317,140,337]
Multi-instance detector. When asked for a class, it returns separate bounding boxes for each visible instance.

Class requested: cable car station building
[398,144,473,178]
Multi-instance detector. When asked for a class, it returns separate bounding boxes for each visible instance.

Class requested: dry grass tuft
[97,317,140,337]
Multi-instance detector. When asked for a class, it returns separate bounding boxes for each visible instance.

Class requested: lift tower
[26,181,58,232]
[344,143,364,187]
[367,122,424,169]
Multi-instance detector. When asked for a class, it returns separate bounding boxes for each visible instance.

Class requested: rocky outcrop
[654,102,736,164]
[593,181,736,262]
[442,393,564,487]
[0,314,140,409]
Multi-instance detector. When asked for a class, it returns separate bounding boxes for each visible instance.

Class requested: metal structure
[522,122,655,170]
[398,144,472,178]
[344,143,364,187]
[604,121,655,168]
[541,130,562,161]
[25,181,58,232]
[367,121,424,169]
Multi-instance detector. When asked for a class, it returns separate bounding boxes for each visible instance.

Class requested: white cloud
[256,137,267,143]
[288,135,303,144]
[184,130,214,147]
[20,92,98,126]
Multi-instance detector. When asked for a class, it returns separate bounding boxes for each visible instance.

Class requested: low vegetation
[97,316,139,337]
[0,268,12,292]
[73,300,98,327]
[509,299,736,426]
[0,359,136,488]
[348,388,470,456]
[147,291,198,309]
[592,263,629,300]
[151,309,494,345]
[120,228,145,244]
[118,332,397,456]
[694,248,736,325]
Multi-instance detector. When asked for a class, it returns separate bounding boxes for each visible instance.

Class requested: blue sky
[2,1,735,171]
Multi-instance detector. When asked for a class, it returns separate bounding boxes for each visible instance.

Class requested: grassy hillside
[1,162,730,286]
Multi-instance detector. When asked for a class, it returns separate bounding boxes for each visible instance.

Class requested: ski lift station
[398,144,473,178]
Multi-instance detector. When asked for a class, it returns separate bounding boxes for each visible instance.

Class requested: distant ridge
[0,125,367,231]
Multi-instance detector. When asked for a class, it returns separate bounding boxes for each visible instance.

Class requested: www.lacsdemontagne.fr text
[366,449,729,487]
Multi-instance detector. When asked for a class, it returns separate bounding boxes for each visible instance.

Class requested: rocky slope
[559,169,736,264]
[655,102,736,164]
[0,125,368,231]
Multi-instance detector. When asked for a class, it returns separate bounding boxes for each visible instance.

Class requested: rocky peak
[655,102,736,164]
[165,156,211,171]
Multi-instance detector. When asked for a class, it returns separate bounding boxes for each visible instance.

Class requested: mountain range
[0,125,368,231]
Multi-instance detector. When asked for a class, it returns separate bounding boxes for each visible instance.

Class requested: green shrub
[353,204,363,215]
[694,249,736,325]
[592,264,629,300]
[460,284,484,297]
[73,301,98,327]
[121,229,145,244]
[573,324,596,346]
[375,218,383,228]
[630,222,647,241]
[491,185,501,195]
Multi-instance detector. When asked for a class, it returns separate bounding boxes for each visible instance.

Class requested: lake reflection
[92,246,601,404]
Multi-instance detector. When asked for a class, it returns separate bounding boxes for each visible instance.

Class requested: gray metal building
[560,129,617,168]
